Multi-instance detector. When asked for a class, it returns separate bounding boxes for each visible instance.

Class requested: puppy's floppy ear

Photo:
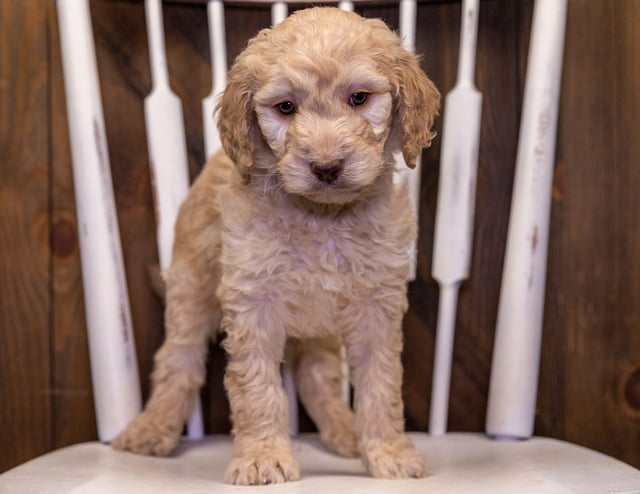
[391,49,440,169]
[216,49,259,184]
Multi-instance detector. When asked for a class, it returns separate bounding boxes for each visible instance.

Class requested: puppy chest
[221,219,404,291]
[234,229,353,288]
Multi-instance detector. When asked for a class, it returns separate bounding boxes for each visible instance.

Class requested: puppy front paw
[111,412,181,457]
[362,436,428,479]
[224,450,301,485]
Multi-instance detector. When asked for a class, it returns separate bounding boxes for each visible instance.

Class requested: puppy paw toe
[362,436,428,479]
[224,450,301,485]
[111,414,181,457]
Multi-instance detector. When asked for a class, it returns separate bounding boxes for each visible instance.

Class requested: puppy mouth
[303,182,365,205]
[297,166,377,205]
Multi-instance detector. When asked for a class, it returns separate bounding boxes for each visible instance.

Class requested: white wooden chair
[1,0,640,492]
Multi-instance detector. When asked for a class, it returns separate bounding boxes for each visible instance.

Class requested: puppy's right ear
[216,53,257,184]
[392,51,440,169]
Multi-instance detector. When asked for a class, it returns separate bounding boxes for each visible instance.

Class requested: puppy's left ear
[392,51,440,168]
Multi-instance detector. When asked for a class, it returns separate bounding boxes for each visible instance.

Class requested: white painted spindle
[429,0,482,436]
[144,0,203,439]
[272,2,288,25]
[56,0,141,442]
[486,0,568,440]
[203,0,227,159]
[338,1,354,11]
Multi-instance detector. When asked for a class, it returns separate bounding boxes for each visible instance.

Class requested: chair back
[55,0,567,443]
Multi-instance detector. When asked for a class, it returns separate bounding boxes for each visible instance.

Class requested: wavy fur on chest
[185,150,415,339]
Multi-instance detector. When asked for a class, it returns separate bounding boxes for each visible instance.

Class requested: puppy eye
[349,92,369,107]
[276,101,296,115]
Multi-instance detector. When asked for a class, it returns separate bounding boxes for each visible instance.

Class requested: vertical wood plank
[48,0,97,449]
[539,0,640,465]
[0,0,53,472]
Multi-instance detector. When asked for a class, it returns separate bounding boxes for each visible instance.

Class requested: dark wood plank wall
[1,0,53,469]
[1,0,639,473]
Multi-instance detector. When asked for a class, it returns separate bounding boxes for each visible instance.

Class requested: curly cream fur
[112,7,439,485]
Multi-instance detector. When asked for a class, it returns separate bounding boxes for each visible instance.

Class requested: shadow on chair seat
[2,433,639,493]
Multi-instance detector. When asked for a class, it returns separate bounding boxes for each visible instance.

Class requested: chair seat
[1,433,639,494]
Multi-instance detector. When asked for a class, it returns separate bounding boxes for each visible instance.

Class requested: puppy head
[217,7,439,203]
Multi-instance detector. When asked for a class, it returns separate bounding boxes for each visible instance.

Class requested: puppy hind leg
[111,268,220,456]
[292,337,358,457]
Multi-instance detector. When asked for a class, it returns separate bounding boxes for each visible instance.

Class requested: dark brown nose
[310,160,344,184]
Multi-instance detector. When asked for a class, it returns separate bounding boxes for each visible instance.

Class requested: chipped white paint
[486,0,568,439]
[57,0,141,442]
[430,0,482,436]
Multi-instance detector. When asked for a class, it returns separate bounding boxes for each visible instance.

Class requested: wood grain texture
[0,0,53,471]
[1,0,639,473]
[48,0,97,449]
[538,0,640,464]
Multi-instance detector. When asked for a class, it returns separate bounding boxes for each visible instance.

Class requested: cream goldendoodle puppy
[112,7,439,485]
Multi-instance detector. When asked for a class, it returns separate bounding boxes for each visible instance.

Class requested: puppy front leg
[223,315,300,485]
[345,303,428,479]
